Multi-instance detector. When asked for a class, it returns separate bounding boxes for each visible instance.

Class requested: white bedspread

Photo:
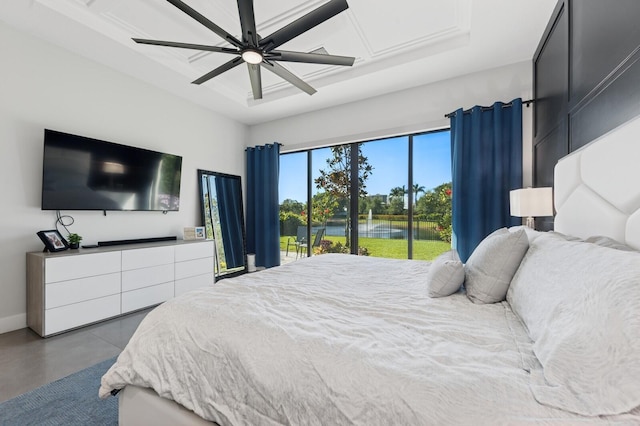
[100,254,637,425]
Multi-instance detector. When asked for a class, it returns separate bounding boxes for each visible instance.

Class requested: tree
[311,191,338,224]
[388,185,407,214]
[416,182,452,242]
[279,198,305,215]
[389,185,407,200]
[315,145,373,247]
[412,183,426,204]
[359,195,385,215]
[386,196,405,215]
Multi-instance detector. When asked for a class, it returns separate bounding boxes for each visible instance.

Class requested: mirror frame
[197,169,247,280]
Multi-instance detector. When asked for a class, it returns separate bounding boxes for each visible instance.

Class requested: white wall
[0,22,247,334]
[249,61,534,186]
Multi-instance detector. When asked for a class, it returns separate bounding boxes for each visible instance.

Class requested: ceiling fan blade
[192,57,244,85]
[166,0,243,48]
[259,0,348,51]
[237,0,258,47]
[261,61,316,95]
[247,63,263,99]
[133,38,239,54]
[268,50,355,66]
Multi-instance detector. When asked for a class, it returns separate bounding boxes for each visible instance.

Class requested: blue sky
[279,130,451,203]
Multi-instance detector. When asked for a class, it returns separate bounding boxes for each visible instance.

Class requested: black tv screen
[42,129,182,211]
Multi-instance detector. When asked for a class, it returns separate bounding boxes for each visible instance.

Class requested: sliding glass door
[279,152,308,262]
[311,146,352,256]
[412,131,452,260]
[357,136,409,259]
[279,129,451,261]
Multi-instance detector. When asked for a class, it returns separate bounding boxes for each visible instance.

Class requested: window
[279,130,451,261]
[412,131,452,260]
[279,152,308,259]
[358,136,409,259]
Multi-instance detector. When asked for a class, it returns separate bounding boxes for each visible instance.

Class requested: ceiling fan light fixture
[242,49,263,64]
[136,0,355,99]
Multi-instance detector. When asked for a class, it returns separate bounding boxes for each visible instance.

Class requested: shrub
[314,239,369,256]
[357,246,370,256]
[279,211,306,236]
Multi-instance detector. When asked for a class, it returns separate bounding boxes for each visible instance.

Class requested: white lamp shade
[510,187,554,217]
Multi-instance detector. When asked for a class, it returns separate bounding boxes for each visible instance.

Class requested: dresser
[26,240,214,337]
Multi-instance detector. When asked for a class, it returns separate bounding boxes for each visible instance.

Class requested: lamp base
[525,216,535,229]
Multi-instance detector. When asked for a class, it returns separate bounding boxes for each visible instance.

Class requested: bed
[100,114,640,425]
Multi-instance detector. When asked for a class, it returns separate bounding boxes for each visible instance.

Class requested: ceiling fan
[133,0,356,100]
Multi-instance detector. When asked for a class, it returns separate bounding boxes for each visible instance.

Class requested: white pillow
[507,235,640,415]
[507,235,574,341]
[426,250,464,298]
[464,228,529,304]
[508,225,544,243]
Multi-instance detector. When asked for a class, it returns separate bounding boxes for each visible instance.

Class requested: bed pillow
[509,235,640,415]
[508,234,634,342]
[464,228,529,304]
[426,250,464,298]
[508,225,544,243]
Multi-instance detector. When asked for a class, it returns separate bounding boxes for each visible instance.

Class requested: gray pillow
[464,228,529,304]
[426,250,464,298]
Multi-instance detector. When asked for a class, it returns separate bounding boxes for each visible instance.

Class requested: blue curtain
[450,99,523,262]
[246,143,281,268]
[214,176,244,269]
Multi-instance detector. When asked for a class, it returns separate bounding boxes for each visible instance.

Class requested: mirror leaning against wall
[197,169,247,279]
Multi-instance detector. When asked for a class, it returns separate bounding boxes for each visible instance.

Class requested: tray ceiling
[0,0,556,124]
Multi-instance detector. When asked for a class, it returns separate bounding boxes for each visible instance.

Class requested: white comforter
[100,254,635,425]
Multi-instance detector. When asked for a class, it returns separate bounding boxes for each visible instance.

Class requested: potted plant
[67,233,82,249]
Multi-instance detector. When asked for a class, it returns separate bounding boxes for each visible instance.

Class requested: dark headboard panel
[532,0,640,230]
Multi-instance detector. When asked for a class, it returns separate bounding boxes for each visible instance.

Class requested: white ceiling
[0,0,556,125]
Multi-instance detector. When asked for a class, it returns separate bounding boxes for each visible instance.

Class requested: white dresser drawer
[122,263,174,292]
[45,272,121,309]
[122,246,174,271]
[121,282,174,314]
[45,294,120,336]
[175,257,213,280]
[45,252,121,284]
[175,273,214,297]
[175,241,214,262]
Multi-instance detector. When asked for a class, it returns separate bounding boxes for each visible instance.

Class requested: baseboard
[0,313,27,335]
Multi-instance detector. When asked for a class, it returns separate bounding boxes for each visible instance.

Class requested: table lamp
[509,187,553,228]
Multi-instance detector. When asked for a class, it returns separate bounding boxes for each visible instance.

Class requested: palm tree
[412,183,426,204]
[389,185,407,199]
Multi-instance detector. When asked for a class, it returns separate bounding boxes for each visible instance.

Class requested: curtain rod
[245,142,283,151]
[444,99,534,119]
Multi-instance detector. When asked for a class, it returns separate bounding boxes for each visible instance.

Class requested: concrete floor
[280,250,301,265]
[0,308,150,403]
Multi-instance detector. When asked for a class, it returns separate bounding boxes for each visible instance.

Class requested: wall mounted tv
[42,129,182,211]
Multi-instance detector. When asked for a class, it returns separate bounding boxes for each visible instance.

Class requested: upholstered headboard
[554,114,640,250]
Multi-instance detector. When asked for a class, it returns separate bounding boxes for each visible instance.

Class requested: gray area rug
[0,356,118,426]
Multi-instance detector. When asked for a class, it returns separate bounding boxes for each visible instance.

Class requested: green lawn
[280,235,450,261]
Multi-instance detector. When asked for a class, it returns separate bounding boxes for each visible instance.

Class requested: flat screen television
[42,129,182,211]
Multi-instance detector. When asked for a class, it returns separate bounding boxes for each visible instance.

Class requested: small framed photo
[37,230,69,252]
[195,226,206,240]
[183,227,196,240]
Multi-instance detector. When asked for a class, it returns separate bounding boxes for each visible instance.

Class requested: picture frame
[183,227,196,240]
[37,230,69,252]
[195,226,206,240]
